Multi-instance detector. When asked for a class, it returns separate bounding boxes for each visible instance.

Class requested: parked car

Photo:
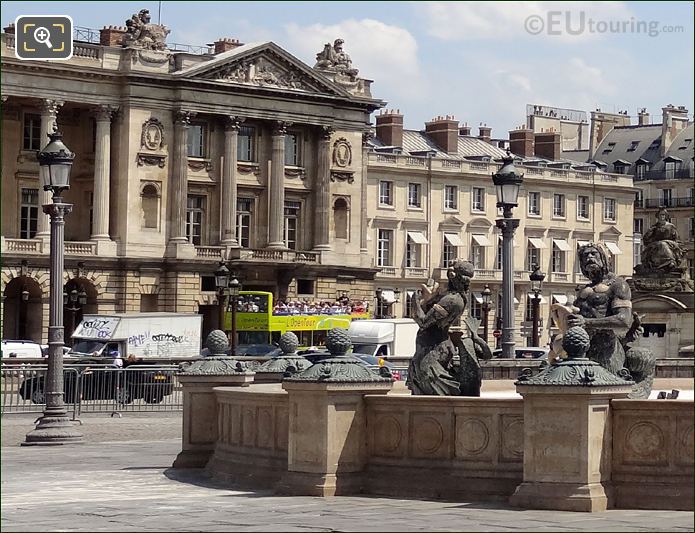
[1,340,44,359]
[234,344,283,357]
[492,347,549,359]
[19,359,174,405]
[351,353,402,381]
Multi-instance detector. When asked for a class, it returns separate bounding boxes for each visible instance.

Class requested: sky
[2,1,693,137]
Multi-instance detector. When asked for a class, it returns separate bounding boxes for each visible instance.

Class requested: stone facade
[0,20,382,343]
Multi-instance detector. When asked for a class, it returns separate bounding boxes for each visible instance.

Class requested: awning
[381,290,396,304]
[472,293,484,304]
[528,293,547,304]
[577,240,591,247]
[444,233,464,246]
[407,231,429,244]
[528,237,547,249]
[605,242,623,255]
[472,234,492,247]
[552,294,568,305]
[513,297,520,304]
[553,239,571,252]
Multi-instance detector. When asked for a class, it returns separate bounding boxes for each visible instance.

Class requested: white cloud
[419,1,633,42]
[283,18,428,103]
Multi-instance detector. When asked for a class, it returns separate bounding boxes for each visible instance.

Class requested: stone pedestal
[278,380,392,496]
[173,360,254,468]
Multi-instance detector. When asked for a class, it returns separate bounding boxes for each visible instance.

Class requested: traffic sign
[492,330,502,338]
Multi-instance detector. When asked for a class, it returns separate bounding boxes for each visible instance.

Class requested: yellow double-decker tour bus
[224,291,370,348]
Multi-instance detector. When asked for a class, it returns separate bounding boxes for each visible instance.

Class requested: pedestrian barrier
[0,364,182,417]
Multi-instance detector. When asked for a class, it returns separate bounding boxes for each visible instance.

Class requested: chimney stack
[213,38,244,54]
[534,130,561,160]
[661,104,689,156]
[99,25,128,46]
[425,115,459,154]
[478,124,492,143]
[509,127,535,158]
[637,108,650,126]
[459,123,471,136]
[375,109,404,148]
[589,110,631,157]
[3,23,15,34]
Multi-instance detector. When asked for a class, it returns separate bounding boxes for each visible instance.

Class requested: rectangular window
[552,245,566,273]
[470,296,482,321]
[407,183,421,208]
[283,200,301,250]
[659,188,673,207]
[577,195,589,220]
[495,239,503,270]
[525,295,535,321]
[405,239,419,267]
[627,141,640,152]
[526,246,540,271]
[634,190,643,207]
[237,197,254,248]
[444,185,458,210]
[187,124,205,158]
[528,191,541,216]
[603,198,616,221]
[23,114,41,151]
[472,187,485,212]
[186,195,205,245]
[471,244,485,269]
[634,218,644,234]
[664,161,676,179]
[377,229,393,266]
[379,181,393,206]
[636,164,647,179]
[237,126,255,162]
[284,133,300,166]
[553,193,565,217]
[20,188,38,239]
[442,236,456,267]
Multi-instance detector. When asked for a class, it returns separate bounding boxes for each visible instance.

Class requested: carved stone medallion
[141,118,165,151]
[332,138,352,167]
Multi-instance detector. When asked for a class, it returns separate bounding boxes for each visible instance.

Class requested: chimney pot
[214,37,244,54]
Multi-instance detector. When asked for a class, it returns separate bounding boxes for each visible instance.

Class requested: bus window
[313,331,327,347]
[239,331,271,345]
[270,331,281,345]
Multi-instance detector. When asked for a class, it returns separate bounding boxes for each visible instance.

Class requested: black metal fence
[1,364,182,417]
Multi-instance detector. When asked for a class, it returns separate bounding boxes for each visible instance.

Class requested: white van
[1,340,44,359]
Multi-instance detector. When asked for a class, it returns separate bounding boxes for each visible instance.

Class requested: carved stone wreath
[188,159,213,172]
[137,153,166,168]
[285,167,306,180]
[141,118,165,151]
[332,138,352,168]
[237,163,261,176]
[330,170,354,184]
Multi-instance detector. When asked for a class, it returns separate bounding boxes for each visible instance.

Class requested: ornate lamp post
[481,284,492,344]
[214,262,230,333]
[493,150,523,359]
[228,277,241,356]
[529,265,545,347]
[24,129,83,445]
[374,287,383,319]
[64,287,87,344]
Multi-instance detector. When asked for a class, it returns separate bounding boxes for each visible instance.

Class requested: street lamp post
[493,150,523,360]
[374,287,383,319]
[64,287,87,344]
[214,262,230,335]
[481,284,492,344]
[24,129,83,445]
[529,265,546,348]
[228,277,241,356]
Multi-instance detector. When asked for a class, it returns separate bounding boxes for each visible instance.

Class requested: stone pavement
[2,438,693,532]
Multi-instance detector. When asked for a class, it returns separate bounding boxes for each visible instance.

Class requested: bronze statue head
[578,243,610,281]
[139,9,151,23]
[656,207,670,223]
[447,260,474,293]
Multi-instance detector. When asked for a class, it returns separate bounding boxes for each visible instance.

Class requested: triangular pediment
[599,226,622,238]
[175,42,349,98]
[438,216,465,229]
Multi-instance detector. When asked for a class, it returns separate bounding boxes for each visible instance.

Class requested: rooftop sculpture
[122,9,170,51]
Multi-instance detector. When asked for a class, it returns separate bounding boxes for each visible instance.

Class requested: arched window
[333,197,349,240]
[141,184,160,229]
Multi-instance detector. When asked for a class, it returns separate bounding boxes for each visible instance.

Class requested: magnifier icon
[33,26,53,49]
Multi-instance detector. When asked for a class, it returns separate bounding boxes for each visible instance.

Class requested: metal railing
[643,197,694,209]
[1,364,182,417]
[634,169,694,182]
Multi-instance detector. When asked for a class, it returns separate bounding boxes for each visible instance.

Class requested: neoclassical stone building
[1,13,383,342]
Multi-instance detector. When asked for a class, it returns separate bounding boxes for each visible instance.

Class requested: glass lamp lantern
[482,284,492,308]
[214,263,230,292]
[37,130,75,193]
[229,277,241,298]
[529,265,546,294]
[492,150,523,210]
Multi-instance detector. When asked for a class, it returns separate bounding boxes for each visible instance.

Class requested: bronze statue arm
[414,297,448,330]
[568,306,632,331]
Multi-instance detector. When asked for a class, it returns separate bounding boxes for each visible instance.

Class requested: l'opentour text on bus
[224,291,370,347]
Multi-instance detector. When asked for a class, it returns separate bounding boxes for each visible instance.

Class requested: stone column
[360,131,372,255]
[277,329,393,496]
[313,126,333,251]
[509,326,634,512]
[91,105,117,241]
[36,99,64,239]
[170,110,195,244]
[267,121,288,250]
[221,116,243,248]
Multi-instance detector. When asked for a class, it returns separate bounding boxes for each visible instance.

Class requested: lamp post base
[23,415,83,446]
